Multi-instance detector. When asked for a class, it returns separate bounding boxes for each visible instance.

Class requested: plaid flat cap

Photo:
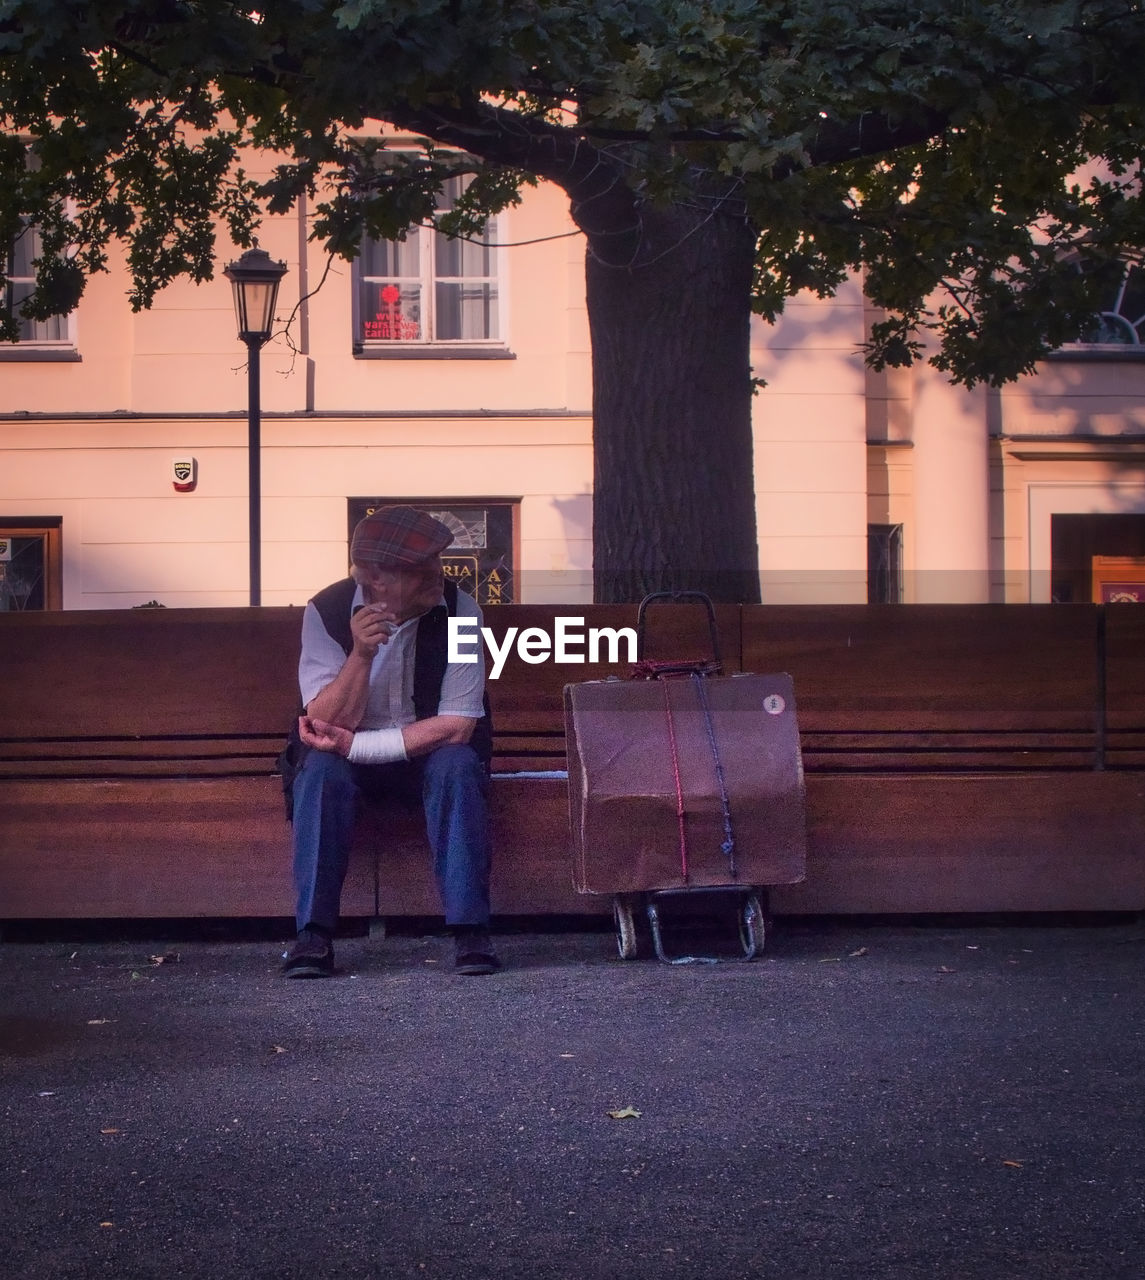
[350,505,453,568]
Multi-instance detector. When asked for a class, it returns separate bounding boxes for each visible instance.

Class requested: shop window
[347,499,517,605]
[0,518,62,610]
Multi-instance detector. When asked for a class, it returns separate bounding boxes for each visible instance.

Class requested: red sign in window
[364,284,421,340]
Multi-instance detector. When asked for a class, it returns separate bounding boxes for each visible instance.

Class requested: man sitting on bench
[281,505,497,978]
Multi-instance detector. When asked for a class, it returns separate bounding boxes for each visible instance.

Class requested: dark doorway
[1051,513,1145,602]
[867,523,904,603]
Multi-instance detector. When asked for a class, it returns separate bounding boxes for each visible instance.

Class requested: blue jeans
[291,743,491,932]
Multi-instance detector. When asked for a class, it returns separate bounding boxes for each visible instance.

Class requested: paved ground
[2,913,1144,1280]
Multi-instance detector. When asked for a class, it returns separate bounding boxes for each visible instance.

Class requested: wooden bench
[1,601,1142,922]
[748,605,1145,914]
[0,602,737,921]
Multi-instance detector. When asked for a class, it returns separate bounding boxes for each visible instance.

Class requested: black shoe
[281,928,334,978]
[453,926,501,976]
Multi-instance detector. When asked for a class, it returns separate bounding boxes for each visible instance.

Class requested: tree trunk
[584,204,761,603]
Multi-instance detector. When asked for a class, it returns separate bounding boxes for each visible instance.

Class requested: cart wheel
[613,898,638,960]
[739,894,766,959]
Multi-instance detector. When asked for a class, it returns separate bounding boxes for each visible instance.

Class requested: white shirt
[298,583,485,728]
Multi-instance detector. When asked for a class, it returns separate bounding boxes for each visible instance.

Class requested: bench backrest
[1,608,301,780]
[3,601,1142,779]
[0,601,742,778]
[742,604,1101,772]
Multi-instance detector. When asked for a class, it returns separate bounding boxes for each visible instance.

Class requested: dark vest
[277,579,493,817]
[311,576,492,759]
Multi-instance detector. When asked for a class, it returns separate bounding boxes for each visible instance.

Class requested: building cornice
[0,408,592,423]
[999,434,1145,462]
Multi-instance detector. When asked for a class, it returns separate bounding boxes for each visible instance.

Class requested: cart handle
[636,591,722,669]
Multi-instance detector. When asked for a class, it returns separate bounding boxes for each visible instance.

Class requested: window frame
[0,517,63,610]
[352,166,509,360]
[0,148,79,361]
[1051,258,1145,363]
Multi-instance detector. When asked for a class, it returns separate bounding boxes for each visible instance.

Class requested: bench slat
[0,609,301,739]
[802,753,1097,773]
[800,729,1098,772]
[771,771,1145,914]
[742,604,1099,732]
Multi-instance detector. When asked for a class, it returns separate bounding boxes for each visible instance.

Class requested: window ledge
[1046,347,1145,364]
[353,344,516,361]
[0,346,80,362]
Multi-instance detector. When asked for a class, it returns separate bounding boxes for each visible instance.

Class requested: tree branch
[379,98,641,233]
[799,107,952,172]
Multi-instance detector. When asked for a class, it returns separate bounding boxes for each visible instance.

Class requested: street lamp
[224,245,288,606]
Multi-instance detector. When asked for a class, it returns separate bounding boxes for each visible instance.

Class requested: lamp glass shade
[224,248,288,342]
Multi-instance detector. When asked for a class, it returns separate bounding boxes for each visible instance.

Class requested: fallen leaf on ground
[100,1128,121,1135]
[849,948,869,957]
[271,1045,287,1054]
[1002,1160,1024,1168]
[607,1106,642,1120]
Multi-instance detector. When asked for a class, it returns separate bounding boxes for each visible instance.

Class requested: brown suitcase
[563,593,807,960]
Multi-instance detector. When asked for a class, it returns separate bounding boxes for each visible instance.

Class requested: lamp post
[224,245,288,606]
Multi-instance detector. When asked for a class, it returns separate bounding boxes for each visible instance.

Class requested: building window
[1059,260,1145,351]
[354,175,502,353]
[4,224,72,345]
[347,498,517,605]
[0,518,63,610]
[1081,262,1145,347]
[868,523,903,603]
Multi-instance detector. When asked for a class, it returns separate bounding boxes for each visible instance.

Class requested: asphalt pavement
[2,912,1144,1280]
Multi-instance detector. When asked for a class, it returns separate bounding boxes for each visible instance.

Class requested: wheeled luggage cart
[564,592,807,963]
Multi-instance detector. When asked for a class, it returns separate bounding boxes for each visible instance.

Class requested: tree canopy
[4,1,1145,371]
[3,1,1145,598]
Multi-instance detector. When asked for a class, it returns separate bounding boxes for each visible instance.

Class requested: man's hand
[350,603,398,659]
[298,715,354,757]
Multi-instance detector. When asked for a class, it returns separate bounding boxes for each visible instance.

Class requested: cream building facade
[3,158,1145,611]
